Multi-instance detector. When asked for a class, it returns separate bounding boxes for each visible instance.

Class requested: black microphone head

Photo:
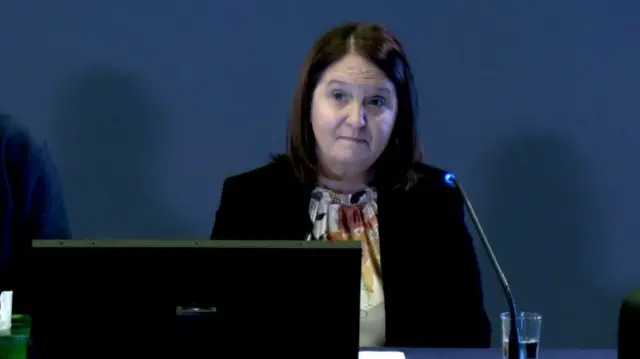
[618,289,640,359]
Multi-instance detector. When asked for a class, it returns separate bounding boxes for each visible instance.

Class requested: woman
[211,22,491,348]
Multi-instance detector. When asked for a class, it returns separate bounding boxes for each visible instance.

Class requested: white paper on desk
[359,351,406,359]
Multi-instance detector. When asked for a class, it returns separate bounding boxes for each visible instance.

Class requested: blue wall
[1,0,639,348]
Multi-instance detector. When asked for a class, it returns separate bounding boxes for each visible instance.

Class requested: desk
[392,348,615,359]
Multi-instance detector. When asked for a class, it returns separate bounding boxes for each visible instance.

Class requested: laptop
[27,239,362,359]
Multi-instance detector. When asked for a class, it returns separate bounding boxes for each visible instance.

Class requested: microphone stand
[445,173,523,359]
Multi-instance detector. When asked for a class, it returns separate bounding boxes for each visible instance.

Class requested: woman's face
[311,54,397,177]
[311,53,398,179]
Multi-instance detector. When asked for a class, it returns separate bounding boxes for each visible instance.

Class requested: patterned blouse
[308,186,385,347]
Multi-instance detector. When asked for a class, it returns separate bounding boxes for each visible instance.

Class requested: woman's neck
[316,160,372,194]
[317,172,369,194]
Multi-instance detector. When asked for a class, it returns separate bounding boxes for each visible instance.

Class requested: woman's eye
[368,96,386,107]
[331,90,348,101]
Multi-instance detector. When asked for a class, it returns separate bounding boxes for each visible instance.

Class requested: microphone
[618,289,640,359]
[444,173,523,359]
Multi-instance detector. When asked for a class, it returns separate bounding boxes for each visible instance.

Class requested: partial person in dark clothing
[0,113,70,269]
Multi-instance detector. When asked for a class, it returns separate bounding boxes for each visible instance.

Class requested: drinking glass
[501,311,542,359]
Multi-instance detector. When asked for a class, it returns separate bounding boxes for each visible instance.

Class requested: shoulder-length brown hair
[285,22,423,190]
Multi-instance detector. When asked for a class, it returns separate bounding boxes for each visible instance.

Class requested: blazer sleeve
[209,178,236,239]
[4,124,71,240]
[210,177,245,239]
[447,194,492,347]
[24,143,71,240]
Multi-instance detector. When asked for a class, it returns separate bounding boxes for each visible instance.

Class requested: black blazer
[211,157,491,348]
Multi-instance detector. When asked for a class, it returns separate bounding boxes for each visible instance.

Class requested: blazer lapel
[376,187,411,339]
[275,178,314,240]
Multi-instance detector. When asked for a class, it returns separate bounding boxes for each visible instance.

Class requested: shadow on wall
[49,67,190,238]
[478,130,614,348]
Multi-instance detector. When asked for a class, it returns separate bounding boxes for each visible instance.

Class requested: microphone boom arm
[445,173,522,359]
